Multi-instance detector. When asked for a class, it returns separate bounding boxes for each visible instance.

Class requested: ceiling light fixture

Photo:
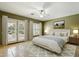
[40,15,43,17]
[40,10,45,18]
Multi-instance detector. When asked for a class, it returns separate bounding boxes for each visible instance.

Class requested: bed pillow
[60,32,68,37]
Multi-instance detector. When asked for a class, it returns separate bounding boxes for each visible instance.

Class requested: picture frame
[53,20,65,29]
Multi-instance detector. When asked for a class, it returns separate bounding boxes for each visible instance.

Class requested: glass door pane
[33,23,42,36]
[7,18,17,43]
[18,20,25,41]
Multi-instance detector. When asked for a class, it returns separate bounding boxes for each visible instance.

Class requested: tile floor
[0,42,32,57]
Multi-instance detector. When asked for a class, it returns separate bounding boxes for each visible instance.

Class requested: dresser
[69,35,79,45]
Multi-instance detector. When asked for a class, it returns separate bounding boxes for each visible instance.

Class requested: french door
[18,20,25,41]
[7,18,25,44]
[7,18,17,43]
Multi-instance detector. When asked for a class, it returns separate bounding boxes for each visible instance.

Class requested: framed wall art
[53,20,65,29]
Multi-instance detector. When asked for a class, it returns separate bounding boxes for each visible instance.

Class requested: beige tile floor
[0,41,34,57]
[0,41,79,57]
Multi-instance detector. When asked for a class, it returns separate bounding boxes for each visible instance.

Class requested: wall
[0,16,2,44]
[44,14,79,34]
[0,10,42,45]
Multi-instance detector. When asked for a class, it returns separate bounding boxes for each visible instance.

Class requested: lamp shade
[73,29,78,34]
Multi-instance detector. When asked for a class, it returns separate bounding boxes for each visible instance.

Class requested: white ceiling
[0,2,79,21]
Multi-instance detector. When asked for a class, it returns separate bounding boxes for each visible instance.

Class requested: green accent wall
[44,14,79,34]
[0,15,2,44]
[42,22,45,35]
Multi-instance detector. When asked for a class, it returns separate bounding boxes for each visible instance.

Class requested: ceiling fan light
[40,15,43,17]
[40,10,44,15]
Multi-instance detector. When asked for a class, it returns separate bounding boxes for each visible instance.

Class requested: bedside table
[69,36,79,45]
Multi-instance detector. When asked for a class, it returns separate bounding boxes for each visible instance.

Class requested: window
[33,23,42,36]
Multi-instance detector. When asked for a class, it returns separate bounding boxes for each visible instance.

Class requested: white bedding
[32,35,69,54]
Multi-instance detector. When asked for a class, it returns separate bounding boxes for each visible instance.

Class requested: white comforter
[32,35,69,54]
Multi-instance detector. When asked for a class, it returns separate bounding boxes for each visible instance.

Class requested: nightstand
[69,35,79,45]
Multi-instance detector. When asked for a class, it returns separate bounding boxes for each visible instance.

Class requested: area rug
[19,42,77,57]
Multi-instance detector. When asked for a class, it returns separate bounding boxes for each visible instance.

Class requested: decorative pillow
[60,32,68,37]
[66,32,68,36]
[60,33,64,36]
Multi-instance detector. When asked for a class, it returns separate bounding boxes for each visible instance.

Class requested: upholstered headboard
[49,29,70,37]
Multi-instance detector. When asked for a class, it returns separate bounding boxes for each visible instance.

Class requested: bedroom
[0,2,79,57]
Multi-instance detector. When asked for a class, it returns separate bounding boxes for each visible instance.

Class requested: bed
[32,29,70,54]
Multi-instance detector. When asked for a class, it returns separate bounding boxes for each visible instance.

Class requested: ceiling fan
[30,2,53,18]
[39,9,46,17]
[39,2,53,17]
